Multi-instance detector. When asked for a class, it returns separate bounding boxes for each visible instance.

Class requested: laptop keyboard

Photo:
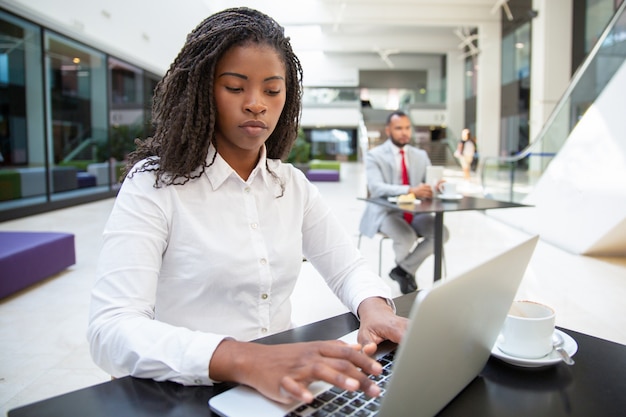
[284,349,396,417]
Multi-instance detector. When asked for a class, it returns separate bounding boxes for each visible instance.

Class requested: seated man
[359,110,449,293]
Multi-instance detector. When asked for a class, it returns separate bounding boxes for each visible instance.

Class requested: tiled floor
[1,162,625,415]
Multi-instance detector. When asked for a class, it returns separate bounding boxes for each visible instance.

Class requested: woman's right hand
[209,339,383,404]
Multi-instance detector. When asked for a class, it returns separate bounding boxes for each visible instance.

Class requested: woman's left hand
[356,297,408,347]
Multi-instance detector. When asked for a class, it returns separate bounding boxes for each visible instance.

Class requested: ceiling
[205,0,503,60]
[2,0,508,72]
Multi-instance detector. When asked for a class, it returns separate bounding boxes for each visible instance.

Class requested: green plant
[286,128,310,164]
[97,124,143,161]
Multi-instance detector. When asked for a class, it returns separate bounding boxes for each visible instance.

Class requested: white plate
[387,196,420,204]
[490,329,578,368]
[438,193,463,200]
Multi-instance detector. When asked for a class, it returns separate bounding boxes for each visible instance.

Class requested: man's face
[386,115,412,148]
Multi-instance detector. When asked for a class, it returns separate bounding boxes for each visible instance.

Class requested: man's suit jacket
[359,139,432,238]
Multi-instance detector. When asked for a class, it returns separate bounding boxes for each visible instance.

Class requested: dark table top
[9,294,626,417]
[360,195,527,214]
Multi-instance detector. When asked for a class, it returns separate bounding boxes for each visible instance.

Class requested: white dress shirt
[87,145,392,386]
[391,142,406,185]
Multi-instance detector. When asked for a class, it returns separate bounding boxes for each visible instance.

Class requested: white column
[475,21,502,158]
[446,51,465,139]
[529,0,573,142]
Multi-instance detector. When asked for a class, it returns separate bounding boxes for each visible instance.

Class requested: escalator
[481,1,626,204]
[479,1,626,256]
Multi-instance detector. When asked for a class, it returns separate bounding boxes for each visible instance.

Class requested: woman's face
[213,43,287,159]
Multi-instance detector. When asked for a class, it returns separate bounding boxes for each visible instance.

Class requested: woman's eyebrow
[218,72,247,80]
[217,72,285,82]
[264,75,285,82]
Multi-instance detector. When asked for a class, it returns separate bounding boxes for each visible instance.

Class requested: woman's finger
[279,376,314,404]
[307,355,382,398]
[319,342,382,375]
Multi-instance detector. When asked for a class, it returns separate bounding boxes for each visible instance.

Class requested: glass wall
[464,56,478,135]
[0,9,161,221]
[460,26,479,135]
[305,128,357,161]
[107,58,159,184]
[500,22,531,157]
[585,0,623,52]
[45,32,108,197]
[0,11,45,204]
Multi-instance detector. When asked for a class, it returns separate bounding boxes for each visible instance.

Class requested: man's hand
[409,183,434,199]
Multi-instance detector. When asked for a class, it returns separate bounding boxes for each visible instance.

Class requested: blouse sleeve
[298,171,393,316]
[86,171,227,386]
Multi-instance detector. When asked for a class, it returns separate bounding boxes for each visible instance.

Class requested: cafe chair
[358,189,446,278]
[357,231,391,276]
[357,232,447,278]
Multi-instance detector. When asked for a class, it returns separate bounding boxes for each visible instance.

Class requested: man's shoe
[389,266,418,294]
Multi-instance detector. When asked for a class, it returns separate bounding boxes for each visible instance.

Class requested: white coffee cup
[496,300,556,359]
[439,182,457,196]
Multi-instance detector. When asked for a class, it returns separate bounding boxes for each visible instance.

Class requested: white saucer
[490,329,578,368]
[438,193,463,200]
[387,196,421,204]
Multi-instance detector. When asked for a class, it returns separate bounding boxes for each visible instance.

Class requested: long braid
[125,7,303,187]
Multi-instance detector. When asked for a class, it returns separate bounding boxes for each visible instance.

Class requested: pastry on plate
[397,193,416,204]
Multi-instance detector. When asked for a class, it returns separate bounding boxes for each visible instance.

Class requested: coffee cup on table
[496,300,556,359]
[439,182,457,197]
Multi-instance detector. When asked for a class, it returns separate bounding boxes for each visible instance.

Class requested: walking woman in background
[454,128,478,180]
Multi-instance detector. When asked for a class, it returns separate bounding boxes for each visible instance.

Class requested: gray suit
[359,139,449,278]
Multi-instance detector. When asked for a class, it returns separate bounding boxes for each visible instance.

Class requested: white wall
[300,107,362,128]
[446,51,466,139]
[475,21,502,159]
[529,0,573,144]
[408,109,448,126]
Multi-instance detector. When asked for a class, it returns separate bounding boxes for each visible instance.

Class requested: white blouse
[87,145,392,386]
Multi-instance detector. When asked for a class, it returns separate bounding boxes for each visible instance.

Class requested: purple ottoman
[306,169,340,182]
[77,172,97,188]
[0,232,76,299]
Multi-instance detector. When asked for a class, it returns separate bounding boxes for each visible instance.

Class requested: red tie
[400,149,413,223]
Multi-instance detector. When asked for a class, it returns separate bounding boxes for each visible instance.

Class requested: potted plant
[285,128,310,172]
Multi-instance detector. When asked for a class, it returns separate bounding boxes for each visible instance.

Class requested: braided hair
[125,7,303,187]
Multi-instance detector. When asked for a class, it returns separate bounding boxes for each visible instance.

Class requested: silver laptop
[209,236,539,417]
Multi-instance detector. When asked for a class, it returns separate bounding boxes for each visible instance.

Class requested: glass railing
[302,87,446,107]
[481,1,626,202]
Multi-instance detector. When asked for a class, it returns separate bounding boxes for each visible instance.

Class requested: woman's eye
[225,86,242,93]
[266,89,281,96]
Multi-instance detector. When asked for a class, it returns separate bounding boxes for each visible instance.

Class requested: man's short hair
[386,110,408,125]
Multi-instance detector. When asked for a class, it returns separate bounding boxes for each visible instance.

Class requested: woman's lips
[240,120,267,136]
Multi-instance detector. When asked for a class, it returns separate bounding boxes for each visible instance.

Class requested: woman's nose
[244,94,267,115]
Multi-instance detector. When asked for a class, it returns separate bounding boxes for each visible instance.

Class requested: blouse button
[244,187,251,193]
[261,293,268,300]
[251,223,258,229]
[260,258,267,265]
[261,327,268,333]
